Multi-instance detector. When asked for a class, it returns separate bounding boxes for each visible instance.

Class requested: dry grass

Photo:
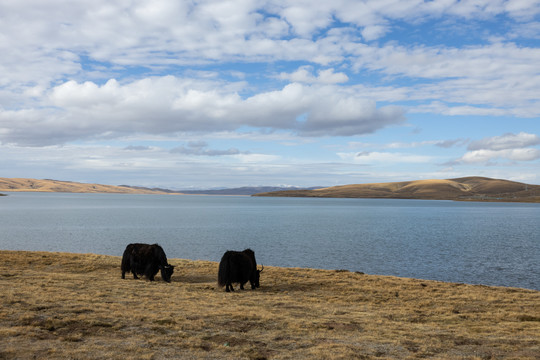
[1,250,539,359]
[0,178,172,194]
[255,177,540,203]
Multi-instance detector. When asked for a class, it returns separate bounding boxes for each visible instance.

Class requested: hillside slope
[254,177,540,202]
[0,178,176,194]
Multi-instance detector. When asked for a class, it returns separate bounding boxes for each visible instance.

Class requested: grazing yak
[121,243,174,282]
[218,248,263,292]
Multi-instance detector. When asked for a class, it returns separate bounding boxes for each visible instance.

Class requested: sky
[1,0,540,189]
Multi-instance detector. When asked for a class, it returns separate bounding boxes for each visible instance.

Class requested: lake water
[0,192,538,290]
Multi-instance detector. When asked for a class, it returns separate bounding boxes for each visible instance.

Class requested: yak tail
[217,253,229,287]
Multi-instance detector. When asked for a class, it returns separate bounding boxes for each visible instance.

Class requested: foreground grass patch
[0,250,538,359]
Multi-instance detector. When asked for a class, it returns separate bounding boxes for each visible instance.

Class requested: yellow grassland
[254,177,540,203]
[0,251,538,359]
[0,178,172,194]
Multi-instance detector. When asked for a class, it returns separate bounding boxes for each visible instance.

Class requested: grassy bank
[1,251,538,359]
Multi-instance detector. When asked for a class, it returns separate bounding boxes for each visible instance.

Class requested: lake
[0,192,538,290]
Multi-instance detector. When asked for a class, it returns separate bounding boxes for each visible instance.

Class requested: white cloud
[458,148,540,164]
[412,102,512,117]
[279,66,349,84]
[0,77,405,146]
[509,21,540,39]
[354,42,540,81]
[503,0,540,20]
[170,141,248,156]
[454,132,540,165]
[317,68,349,84]
[337,151,433,164]
[361,25,388,41]
[278,2,334,37]
[385,139,468,149]
[349,41,540,117]
[2,1,538,77]
[468,132,540,151]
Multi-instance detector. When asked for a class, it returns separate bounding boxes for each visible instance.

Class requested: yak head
[161,264,175,283]
[253,265,264,288]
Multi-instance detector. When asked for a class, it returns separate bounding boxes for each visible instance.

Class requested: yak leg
[144,263,156,281]
[131,260,141,279]
[226,283,234,292]
[121,271,126,279]
[240,282,245,290]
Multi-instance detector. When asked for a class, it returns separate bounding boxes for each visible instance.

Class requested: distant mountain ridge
[253,177,540,203]
[177,186,321,196]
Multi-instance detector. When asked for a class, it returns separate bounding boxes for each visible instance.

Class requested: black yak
[217,248,263,292]
[121,243,174,282]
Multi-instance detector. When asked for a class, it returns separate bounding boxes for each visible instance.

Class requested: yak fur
[121,243,174,282]
[217,248,262,292]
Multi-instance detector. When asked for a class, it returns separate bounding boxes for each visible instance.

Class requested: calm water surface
[1,192,538,290]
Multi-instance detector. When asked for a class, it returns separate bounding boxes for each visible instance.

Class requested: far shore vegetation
[1,250,538,359]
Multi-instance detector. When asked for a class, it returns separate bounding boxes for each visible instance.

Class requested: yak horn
[260,265,264,272]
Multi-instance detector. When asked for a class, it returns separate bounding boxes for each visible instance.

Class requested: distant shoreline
[2,189,539,203]
[2,176,540,203]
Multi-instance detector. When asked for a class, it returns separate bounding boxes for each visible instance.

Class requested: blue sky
[1,0,540,189]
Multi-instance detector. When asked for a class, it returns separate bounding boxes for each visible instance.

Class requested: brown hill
[0,178,176,195]
[254,177,540,203]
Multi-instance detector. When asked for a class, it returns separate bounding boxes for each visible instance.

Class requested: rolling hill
[0,178,177,195]
[253,177,540,203]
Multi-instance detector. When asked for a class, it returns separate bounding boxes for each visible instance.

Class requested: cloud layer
[2,1,540,146]
[1,0,539,186]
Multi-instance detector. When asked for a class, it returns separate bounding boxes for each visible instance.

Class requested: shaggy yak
[218,248,263,292]
[121,243,174,282]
